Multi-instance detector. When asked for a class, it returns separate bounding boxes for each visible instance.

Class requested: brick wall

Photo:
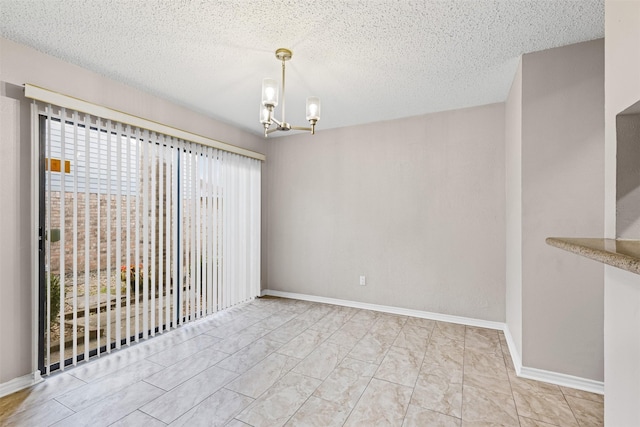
[47,192,142,274]
[46,162,212,277]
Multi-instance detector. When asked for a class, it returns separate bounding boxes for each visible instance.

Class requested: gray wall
[0,36,266,385]
[505,60,523,361]
[616,111,640,238]
[267,104,506,321]
[0,81,32,384]
[519,39,604,380]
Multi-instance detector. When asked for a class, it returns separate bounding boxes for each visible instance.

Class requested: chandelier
[260,48,321,138]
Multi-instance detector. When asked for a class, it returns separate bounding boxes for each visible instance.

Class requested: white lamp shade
[262,78,279,107]
[260,105,271,124]
[306,97,321,121]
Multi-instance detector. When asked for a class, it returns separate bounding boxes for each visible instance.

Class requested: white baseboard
[0,370,42,398]
[264,289,604,395]
[519,366,604,395]
[263,289,504,330]
[503,323,523,374]
[501,325,604,395]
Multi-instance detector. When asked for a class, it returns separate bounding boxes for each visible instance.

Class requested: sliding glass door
[37,104,260,375]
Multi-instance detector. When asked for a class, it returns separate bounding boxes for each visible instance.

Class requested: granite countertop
[546,237,640,275]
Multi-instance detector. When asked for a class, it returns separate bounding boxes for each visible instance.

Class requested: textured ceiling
[0,0,604,137]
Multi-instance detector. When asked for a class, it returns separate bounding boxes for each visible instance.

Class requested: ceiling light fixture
[260,48,320,138]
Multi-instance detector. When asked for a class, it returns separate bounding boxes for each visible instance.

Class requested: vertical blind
[39,103,261,373]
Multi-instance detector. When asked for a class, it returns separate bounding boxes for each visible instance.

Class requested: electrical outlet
[359,275,366,286]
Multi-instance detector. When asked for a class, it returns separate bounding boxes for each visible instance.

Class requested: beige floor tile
[369,314,407,338]
[55,359,164,411]
[110,410,166,426]
[466,326,499,338]
[403,404,461,427]
[313,357,378,408]
[564,395,604,427]
[277,328,332,359]
[140,366,238,424]
[350,309,381,323]
[344,378,413,427]
[502,347,517,373]
[293,305,333,324]
[511,388,578,426]
[393,327,430,353]
[212,325,271,354]
[328,320,371,349]
[463,347,507,378]
[1,398,73,427]
[233,305,274,321]
[260,312,298,330]
[412,364,463,418]
[424,335,464,370]
[310,306,357,330]
[508,372,563,397]
[1,298,604,427]
[367,315,406,343]
[311,313,355,334]
[422,362,464,382]
[498,333,510,354]
[464,327,502,355]
[293,341,351,380]
[136,328,204,355]
[143,347,229,391]
[180,317,227,334]
[464,339,507,390]
[66,346,154,383]
[402,323,433,338]
[168,388,253,427]
[206,315,261,339]
[560,386,604,403]
[285,396,351,427]
[518,415,560,426]
[405,317,436,332]
[215,337,283,374]
[52,381,164,427]
[0,373,85,419]
[225,419,252,427]
[146,334,219,366]
[463,370,512,396]
[266,318,315,344]
[348,333,394,364]
[225,352,301,398]
[236,372,321,427]
[433,321,466,342]
[280,299,317,313]
[375,346,424,387]
[461,384,519,426]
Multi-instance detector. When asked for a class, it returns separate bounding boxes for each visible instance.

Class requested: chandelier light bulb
[260,105,271,125]
[306,97,321,121]
[261,78,278,107]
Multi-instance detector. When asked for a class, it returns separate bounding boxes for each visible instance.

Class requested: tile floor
[0,297,604,426]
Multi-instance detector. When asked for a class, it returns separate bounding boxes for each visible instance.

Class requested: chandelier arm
[290,125,312,131]
[270,116,282,127]
[266,127,280,135]
[281,59,286,125]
